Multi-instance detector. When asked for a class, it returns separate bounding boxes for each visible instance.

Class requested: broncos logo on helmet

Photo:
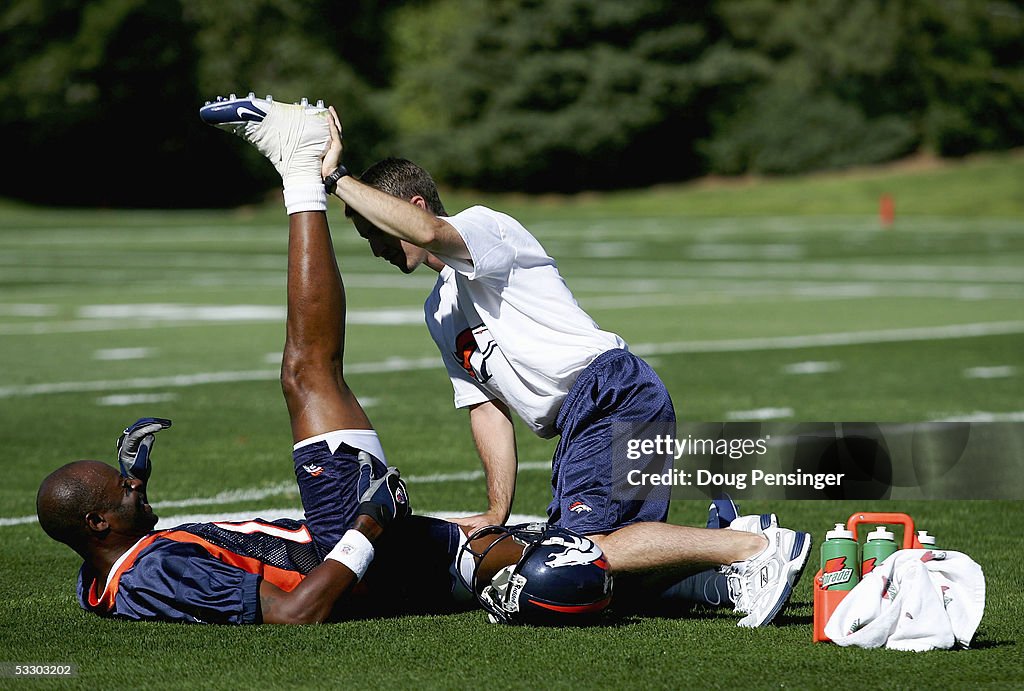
[457,523,613,625]
[543,534,608,570]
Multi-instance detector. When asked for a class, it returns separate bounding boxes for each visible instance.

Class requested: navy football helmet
[458,523,613,625]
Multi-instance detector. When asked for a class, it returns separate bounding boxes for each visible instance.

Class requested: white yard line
[4,272,1023,336]
[97,393,178,407]
[77,304,424,325]
[93,347,155,361]
[632,320,1024,356]
[0,369,282,398]
[3,322,1022,399]
[0,305,424,335]
[930,411,1024,422]
[726,407,795,421]
[963,366,1017,379]
[6,281,1023,337]
[782,361,842,375]
[605,261,1024,284]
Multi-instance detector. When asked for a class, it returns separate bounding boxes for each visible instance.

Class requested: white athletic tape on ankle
[284,183,328,214]
[325,529,374,580]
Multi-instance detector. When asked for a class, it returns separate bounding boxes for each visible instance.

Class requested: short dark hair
[36,461,114,549]
[353,158,448,217]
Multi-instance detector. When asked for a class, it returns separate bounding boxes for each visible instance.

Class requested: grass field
[1,153,1022,689]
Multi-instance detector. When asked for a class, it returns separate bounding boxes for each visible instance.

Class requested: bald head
[36,460,119,549]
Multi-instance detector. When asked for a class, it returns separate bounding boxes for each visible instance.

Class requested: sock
[658,569,735,610]
[284,183,327,215]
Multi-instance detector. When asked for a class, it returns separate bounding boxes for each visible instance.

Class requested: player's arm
[322,106,470,261]
[258,515,381,625]
[451,399,518,532]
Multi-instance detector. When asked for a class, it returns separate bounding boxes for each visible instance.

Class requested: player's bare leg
[199,96,406,623]
[280,210,372,442]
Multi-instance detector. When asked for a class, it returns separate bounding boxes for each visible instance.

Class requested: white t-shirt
[424,205,626,438]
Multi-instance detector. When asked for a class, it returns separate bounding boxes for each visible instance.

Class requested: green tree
[900,0,1024,155]
[185,0,395,179]
[3,0,1022,203]
[1,0,223,205]
[390,0,731,192]
[703,0,918,175]
[0,0,395,206]
[703,0,1024,175]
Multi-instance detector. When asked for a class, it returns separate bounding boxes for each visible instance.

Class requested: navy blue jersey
[78,516,466,624]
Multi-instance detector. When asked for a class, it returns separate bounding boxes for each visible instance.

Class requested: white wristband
[325,529,374,580]
[283,183,328,215]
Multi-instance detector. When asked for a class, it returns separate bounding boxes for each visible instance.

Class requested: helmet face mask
[459,523,613,626]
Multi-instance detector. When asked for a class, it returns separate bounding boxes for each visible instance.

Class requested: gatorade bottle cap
[866,526,895,541]
[825,523,855,540]
[916,530,936,546]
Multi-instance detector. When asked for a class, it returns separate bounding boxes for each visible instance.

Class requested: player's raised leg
[200,93,371,439]
[280,210,372,441]
[201,93,389,560]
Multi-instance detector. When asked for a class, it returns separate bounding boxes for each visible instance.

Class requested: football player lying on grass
[35,420,790,626]
[37,425,415,625]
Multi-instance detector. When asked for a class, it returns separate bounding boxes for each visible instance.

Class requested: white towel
[824,550,986,651]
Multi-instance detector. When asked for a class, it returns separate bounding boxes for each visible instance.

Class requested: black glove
[355,451,411,528]
[116,417,172,482]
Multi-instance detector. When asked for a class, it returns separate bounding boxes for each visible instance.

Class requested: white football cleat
[728,526,811,627]
[199,92,329,188]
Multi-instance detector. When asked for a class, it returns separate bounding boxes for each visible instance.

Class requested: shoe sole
[200,102,267,126]
[199,95,271,126]
[741,531,812,627]
[199,94,326,128]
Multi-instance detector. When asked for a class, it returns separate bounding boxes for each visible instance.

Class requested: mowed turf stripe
[631,320,1024,355]
[3,321,1023,398]
[587,261,1024,283]
[1,508,550,530]
[152,509,548,530]
[0,462,553,527]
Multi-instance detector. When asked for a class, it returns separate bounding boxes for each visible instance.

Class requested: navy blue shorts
[292,431,467,612]
[548,349,676,535]
[293,435,373,558]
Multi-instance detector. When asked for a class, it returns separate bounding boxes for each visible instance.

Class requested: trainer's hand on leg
[321,106,344,180]
[451,511,506,533]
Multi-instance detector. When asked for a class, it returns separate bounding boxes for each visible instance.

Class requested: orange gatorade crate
[812,512,925,642]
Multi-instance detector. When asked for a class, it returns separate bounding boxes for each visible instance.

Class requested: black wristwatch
[324,165,350,193]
